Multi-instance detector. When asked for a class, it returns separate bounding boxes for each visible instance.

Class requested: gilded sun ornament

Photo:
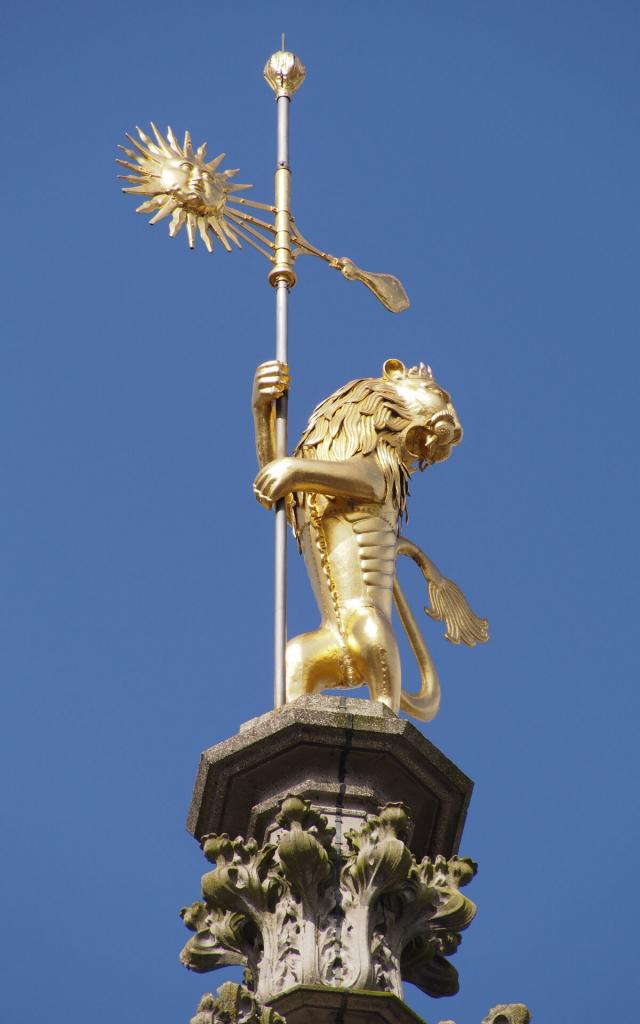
[117,124,274,255]
[118,123,410,313]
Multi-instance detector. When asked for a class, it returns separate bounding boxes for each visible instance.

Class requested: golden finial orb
[264,48,306,98]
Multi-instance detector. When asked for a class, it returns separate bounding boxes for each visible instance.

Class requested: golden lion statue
[252,358,488,721]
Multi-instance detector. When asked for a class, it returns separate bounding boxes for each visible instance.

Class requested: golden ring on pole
[268,147,297,289]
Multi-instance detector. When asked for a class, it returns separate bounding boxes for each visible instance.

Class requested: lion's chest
[300,501,398,619]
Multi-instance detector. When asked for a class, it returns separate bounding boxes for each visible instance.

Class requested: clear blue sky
[2,2,638,1021]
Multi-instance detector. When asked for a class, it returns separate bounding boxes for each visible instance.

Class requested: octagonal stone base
[187,695,472,861]
[269,986,428,1024]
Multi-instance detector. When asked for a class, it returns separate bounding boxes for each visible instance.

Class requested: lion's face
[382,359,462,469]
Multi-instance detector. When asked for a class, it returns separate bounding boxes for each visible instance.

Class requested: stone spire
[179,697,531,1024]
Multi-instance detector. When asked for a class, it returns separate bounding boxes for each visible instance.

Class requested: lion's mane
[293,375,419,522]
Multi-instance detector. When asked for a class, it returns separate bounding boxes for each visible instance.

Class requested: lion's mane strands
[293,376,418,522]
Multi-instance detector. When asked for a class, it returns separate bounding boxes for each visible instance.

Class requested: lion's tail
[393,572,441,722]
[394,537,489,722]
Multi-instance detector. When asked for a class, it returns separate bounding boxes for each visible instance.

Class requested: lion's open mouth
[423,411,462,464]
[428,410,461,443]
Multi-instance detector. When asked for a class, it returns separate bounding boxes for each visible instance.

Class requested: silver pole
[273,94,290,708]
[264,46,305,709]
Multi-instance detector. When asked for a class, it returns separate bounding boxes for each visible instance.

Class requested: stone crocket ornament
[181,798,477,1004]
[252,358,489,721]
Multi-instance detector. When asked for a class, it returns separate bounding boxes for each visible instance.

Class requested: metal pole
[273,96,290,709]
[273,101,289,708]
[264,47,305,709]
[273,280,288,706]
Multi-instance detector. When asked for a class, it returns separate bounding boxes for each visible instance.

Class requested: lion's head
[294,358,462,520]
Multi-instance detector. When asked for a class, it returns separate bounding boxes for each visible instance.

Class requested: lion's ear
[383,358,406,380]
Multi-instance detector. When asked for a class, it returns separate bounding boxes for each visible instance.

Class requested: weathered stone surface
[269,986,428,1024]
[190,983,284,1024]
[480,1006,531,1024]
[187,696,473,862]
[180,797,476,1005]
[438,1003,531,1024]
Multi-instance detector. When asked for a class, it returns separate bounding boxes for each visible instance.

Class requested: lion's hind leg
[286,626,347,701]
[345,606,401,714]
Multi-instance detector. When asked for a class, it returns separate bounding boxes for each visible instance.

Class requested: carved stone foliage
[181,796,476,1004]
[438,1004,531,1024]
[481,1006,531,1024]
[189,983,284,1024]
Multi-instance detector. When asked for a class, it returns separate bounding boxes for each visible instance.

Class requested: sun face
[117,124,274,254]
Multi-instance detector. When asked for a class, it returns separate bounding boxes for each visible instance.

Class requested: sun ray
[207,216,233,251]
[215,224,235,252]
[122,183,157,194]
[135,129,163,159]
[228,196,277,213]
[150,122,172,155]
[169,208,186,237]
[227,224,274,260]
[186,211,197,249]
[136,197,164,214]
[226,209,276,234]
[116,158,143,173]
[118,145,143,163]
[226,211,274,251]
[166,126,182,154]
[206,153,226,173]
[126,133,151,158]
[183,130,194,159]
[197,217,213,253]
[206,216,225,241]
[136,125,153,146]
[220,219,241,246]
[149,198,178,224]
